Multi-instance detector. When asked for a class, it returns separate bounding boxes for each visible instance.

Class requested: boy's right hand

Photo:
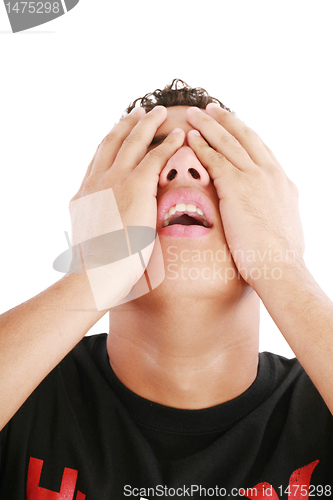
[69,106,185,309]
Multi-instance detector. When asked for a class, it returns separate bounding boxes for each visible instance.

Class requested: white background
[1,1,332,358]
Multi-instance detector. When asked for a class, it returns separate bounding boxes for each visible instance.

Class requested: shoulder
[1,334,110,437]
[260,351,331,420]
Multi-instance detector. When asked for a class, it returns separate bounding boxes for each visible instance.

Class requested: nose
[159,146,211,188]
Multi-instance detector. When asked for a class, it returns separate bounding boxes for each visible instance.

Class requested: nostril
[189,168,200,180]
[167,169,177,181]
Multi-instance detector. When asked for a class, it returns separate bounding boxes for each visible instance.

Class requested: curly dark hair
[124,79,233,115]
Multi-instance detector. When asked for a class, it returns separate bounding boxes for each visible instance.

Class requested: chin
[126,258,253,312]
[167,261,251,299]
[115,229,253,310]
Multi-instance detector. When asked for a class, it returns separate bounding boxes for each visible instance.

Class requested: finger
[187,129,238,184]
[92,107,146,174]
[187,107,254,172]
[205,103,280,169]
[112,106,168,172]
[76,148,99,193]
[261,139,284,170]
[136,128,185,178]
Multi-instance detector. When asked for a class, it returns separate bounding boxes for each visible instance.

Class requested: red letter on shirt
[243,460,319,500]
[26,457,86,500]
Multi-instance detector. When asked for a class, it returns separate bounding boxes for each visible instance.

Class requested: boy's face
[146,106,252,303]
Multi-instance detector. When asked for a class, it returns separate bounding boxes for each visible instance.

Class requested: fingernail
[206,103,220,109]
[171,128,183,134]
[130,107,144,115]
[190,107,203,113]
[153,105,166,112]
[190,130,201,136]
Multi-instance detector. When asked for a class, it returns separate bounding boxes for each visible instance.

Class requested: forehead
[155,105,208,136]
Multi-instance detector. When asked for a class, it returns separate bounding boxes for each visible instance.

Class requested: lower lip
[158,224,211,238]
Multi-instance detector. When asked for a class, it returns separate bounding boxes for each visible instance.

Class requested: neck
[107,289,260,409]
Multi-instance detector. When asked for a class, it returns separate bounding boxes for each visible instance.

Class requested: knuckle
[79,179,95,197]
[204,147,219,164]
[220,132,239,148]
[269,166,283,179]
[147,146,165,160]
[240,123,255,137]
[150,136,178,155]
[101,129,117,146]
[81,175,105,196]
[123,131,143,147]
[251,166,267,184]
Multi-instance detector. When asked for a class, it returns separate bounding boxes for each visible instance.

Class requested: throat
[107,275,260,409]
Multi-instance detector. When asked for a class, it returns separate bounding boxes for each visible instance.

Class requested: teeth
[162,203,209,227]
[186,204,197,212]
[175,203,187,212]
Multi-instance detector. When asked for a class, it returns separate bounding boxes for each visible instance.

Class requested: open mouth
[162,204,211,228]
[167,214,207,227]
[157,190,214,238]
[160,208,212,238]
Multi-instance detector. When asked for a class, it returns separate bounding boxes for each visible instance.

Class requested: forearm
[0,106,179,431]
[185,104,333,410]
[0,272,105,431]
[255,262,333,414]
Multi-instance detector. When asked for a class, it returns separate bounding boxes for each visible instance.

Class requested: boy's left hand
[186,104,305,289]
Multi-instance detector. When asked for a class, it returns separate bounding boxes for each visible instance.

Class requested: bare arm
[0,272,104,431]
[187,104,333,414]
[254,262,333,414]
[0,106,185,431]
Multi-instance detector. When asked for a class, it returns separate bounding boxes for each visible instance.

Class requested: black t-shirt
[1,333,333,499]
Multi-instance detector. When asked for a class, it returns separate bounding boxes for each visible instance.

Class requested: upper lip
[156,188,214,230]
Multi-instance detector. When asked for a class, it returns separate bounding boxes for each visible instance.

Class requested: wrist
[247,257,310,298]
